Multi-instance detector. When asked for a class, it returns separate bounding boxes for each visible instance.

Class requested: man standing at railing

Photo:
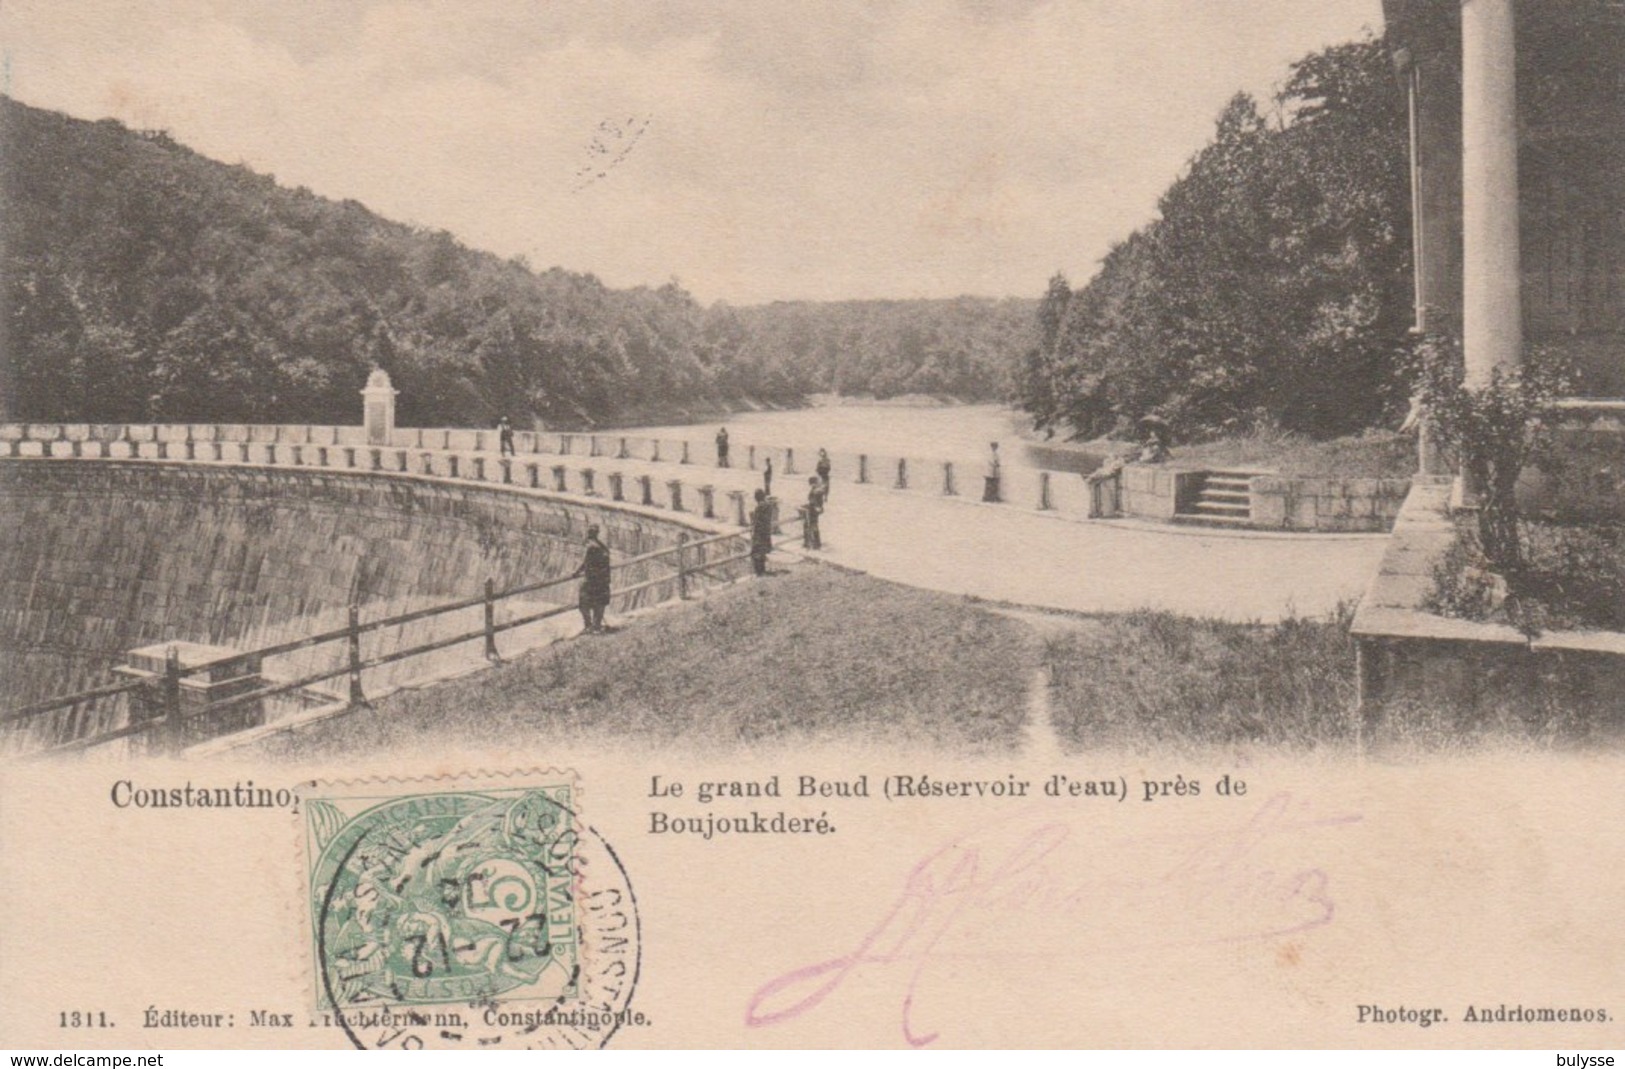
[816,448,832,500]
[750,489,774,577]
[802,476,825,550]
[497,415,515,457]
[716,426,730,468]
[571,524,613,634]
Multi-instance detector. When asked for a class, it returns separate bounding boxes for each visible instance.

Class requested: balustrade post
[1039,471,1053,510]
[160,645,182,750]
[677,533,690,599]
[347,604,368,708]
[483,578,500,662]
[858,455,869,483]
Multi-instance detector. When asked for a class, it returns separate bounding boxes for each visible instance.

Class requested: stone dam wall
[0,460,746,750]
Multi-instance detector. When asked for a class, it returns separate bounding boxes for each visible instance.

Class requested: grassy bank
[1042,606,1360,752]
[252,566,1035,760]
[1166,427,1416,478]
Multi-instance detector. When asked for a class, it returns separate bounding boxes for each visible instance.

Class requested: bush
[1408,333,1571,577]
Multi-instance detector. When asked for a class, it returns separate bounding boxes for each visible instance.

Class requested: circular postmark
[311,788,641,1049]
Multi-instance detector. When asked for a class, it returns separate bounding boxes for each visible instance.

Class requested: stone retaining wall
[0,458,747,751]
[1249,475,1412,533]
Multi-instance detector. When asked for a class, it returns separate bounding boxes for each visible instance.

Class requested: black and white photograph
[1,0,1621,1054]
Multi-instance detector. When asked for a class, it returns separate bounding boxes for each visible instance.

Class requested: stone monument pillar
[361,368,398,446]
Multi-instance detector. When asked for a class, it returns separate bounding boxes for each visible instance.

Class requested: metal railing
[3,517,800,759]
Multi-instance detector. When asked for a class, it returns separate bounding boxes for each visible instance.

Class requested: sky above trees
[2,0,1381,304]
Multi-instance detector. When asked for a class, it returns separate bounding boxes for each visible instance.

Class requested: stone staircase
[1174,470,1262,526]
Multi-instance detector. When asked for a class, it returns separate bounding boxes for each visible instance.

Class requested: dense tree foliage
[1020,37,1413,442]
[1,97,1031,427]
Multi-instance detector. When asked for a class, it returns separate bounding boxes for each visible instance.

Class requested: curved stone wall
[0,459,745,747]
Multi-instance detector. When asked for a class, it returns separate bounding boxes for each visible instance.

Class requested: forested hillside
[0,96,1030,428]
[1020,37,1413,442]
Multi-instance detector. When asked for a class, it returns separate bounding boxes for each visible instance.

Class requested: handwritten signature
[745,792,1361,1046]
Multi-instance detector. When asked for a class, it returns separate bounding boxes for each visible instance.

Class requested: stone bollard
[369,447,383,471]
[858,454,869,483]
[698,485,716,519]
[238,442,251,463]
[618,436,630,459]
[589,435,602,458]
[651,440,662,463]
[395,449,409,472]
[499,457,512,483]
[728,489,748,526]
[420,451,434,475]
[785,448,796,475]
[638,474,654,506]
[608,471,625,501]
[265,443,279,465]
[446,454,460,478]
[896,457,908,489]
[183,438,196,461]
[667,479,685,512]
[290,444,305,466]
[559,434,573,455]
[344,446,358,468]
[212,441,225,461]
[552,464,568,492]
[680,440,691,465]
[943,461,956,495]
[316,445,329,467]
[581,467,597,495]
[1038,471,1053,510]
[471,456,486,481]
[526,462,541,488]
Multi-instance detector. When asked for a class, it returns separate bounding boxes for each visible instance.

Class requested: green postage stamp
[302,774,585,1010]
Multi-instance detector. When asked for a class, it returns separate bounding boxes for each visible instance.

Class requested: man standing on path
[716,427,730,468]
[749,489,774,577]
[802,476,825,550]
[571,524,613,634]
[983,441,1002,503]
[816,449,832,500]
[763,455,773,496]
[497,415,515,457]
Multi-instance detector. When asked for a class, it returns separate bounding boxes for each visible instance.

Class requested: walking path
[589,454,1388,623]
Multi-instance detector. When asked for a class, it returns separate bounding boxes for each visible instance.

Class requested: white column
[1460,0,1521,387]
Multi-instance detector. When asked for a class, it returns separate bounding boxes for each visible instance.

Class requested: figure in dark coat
[802,477,825,550]
[815,449,832,500]
[763,455,774,496]
[572,525,612,633]
[716,427,730,468]
[749,489,774,577]
[497,415,515,457]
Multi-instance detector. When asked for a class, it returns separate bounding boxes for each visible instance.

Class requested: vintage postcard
[2,0,1623,1052]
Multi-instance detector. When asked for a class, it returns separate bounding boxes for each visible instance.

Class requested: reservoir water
[620,403,1100,474]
